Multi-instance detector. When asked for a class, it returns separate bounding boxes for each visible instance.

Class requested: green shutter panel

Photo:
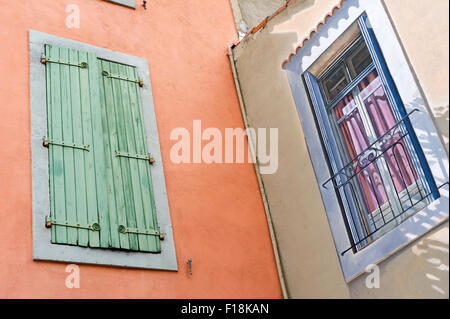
[45,45,160,252]
[44,44,108,248]
[99,60,161,253]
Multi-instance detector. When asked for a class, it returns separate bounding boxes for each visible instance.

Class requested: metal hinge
[41,55,87,68]
[102,70,143,87]
[43,137,90,151]
[45,216,100,231]
[115,150,155,165]
[118,225,164,240]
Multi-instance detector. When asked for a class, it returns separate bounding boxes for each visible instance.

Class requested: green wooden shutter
[44,44,160,252]
[99,60,160,253]
[45,44,108,248]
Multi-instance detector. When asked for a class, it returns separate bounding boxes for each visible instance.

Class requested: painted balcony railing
[323,109,447,255]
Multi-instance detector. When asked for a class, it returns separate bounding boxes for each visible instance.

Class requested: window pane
[346,41,372,79]
[333,92,391,217]
[358,70,419,195]
[321,63,350,103]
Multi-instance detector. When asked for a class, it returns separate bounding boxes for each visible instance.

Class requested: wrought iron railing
[322,109,447,255]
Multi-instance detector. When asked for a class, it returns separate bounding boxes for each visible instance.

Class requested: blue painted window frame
[304,71,367,252]
[358,15,439,200]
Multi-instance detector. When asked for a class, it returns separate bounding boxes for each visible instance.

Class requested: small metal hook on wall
[187,258,192,275]
[143,0,147,10]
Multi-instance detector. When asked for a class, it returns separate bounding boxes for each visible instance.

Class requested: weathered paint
[99,59,161,252]
[0,0,282,298]
[233,0,288,31]
[231,0,448,298]
[45,44,107,249]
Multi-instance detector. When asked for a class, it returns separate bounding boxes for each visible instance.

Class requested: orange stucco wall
[0,0,282,298]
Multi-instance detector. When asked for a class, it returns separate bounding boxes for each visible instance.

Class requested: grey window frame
[103,0,136,9]
[30,30,177,271]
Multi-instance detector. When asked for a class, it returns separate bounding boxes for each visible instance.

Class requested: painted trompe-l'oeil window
[305,18,441,255]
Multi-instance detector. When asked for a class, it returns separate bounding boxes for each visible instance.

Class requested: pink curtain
[359,71,418,195]
[334,70,418,214]
[335,93,389,213]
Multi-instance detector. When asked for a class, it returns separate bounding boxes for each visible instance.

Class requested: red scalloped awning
[282,0,346,69]
[233,0,346,68]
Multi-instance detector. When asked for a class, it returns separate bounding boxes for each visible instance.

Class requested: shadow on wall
[407,98,449,187]
[236,0,432,299]
[347,99,450,299]
[411,229,449,296]
[348,223,449,298]
[239,0,290,31]
[433,105,449,154]
[233,0,358,299]
[233,0,449,298]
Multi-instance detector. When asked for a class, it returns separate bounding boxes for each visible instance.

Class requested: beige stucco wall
[231,0,449,298]
[383,0,449,153]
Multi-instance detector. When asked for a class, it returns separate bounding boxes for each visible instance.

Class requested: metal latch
[115,151,155,165]
[45,216,100,231]
[118,225,164,240]
[102,71,143,87]
[41,55,87,68]
[43,137,90,151]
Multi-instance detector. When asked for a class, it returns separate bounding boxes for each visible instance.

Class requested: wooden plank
[45,45,56,244]
[100,60,130,250]
[87,53,110,248]
[79,50,100,247]
[109,62,139,251]
[126,66,160,252]
[69,48,88,247]
[60,47,78,246]
[99,60,122,249]
[48,45,67,244]
[118,64,149,252]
